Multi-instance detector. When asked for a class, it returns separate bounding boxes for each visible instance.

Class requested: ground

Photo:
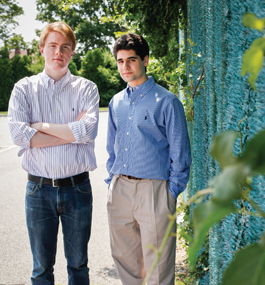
[175,195,190,284]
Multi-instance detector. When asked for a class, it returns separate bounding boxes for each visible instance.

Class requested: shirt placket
[122,92,141,173]
[51,82,62,176]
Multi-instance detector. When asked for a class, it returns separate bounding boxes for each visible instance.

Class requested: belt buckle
[52,179,57,187]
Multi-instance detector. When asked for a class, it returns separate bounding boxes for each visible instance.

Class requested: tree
[108,0,188,97]
[68,59,78,76]
[0,47,14,110]
[5,33,28,50]
[35,0,126,54]
[80,48,126,106]
[113,0,186,61]
[27,39,45,75]
[11,54,33,83]
[0,0,24,41]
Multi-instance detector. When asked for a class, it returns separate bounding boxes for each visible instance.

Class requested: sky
[13,0,46,43]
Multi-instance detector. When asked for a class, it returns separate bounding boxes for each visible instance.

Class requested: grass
[0,109,108,115]
[99,107,109,111]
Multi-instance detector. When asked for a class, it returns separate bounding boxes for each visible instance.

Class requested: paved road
[0,112,122,285]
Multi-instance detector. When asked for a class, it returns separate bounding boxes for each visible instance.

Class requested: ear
[143,55,149,67]
[39,46,44,56]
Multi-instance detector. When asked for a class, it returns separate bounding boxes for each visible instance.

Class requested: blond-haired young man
[8,22,99,284]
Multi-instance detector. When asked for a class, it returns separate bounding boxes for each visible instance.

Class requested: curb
[0,110,108,117]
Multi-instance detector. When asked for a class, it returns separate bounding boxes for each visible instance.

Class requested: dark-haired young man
[106,33,192,284]
[8,22,99,284]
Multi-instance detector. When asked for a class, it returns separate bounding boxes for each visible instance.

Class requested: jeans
[25,177,93,285]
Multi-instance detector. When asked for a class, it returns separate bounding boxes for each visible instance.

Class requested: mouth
[123,72,132,76]
[54,58,63,61]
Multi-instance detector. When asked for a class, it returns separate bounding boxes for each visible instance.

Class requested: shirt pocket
[137,109,166,143]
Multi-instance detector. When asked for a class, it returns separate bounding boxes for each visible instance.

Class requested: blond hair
[39,22,76,51]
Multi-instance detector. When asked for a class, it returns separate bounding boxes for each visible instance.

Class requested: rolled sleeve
[68,83,99,144]
[8,83,38,156]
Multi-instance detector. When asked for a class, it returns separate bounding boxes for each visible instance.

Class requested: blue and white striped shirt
[106,76,191,199]
[8,70,99,179]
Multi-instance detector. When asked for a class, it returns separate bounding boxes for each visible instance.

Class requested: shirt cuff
[18,127,38,156]
[68,121,80,143]
[105,173,114,185]
[169,181,186,200]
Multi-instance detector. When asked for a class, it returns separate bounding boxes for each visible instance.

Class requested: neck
[45,68,68,83]
[129,74,149,89]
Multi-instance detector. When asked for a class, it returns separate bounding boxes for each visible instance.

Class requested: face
[116,49,149,87]
[39,31,74,81]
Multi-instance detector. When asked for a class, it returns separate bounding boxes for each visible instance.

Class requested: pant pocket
[167,187,177,214]
[76,178,92,194]
[107,175,119,205]
[26,181,39,196]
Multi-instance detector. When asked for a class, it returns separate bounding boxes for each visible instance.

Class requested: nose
[55,46,63,55]
[123,61,129,69]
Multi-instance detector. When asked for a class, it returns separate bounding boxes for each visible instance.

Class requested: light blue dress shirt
[106,76,191,199]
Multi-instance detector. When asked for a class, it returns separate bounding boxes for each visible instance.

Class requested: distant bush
[80,48,126,107]
[0,47,14,111]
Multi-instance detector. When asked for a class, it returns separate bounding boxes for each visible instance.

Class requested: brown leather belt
[28,172,88,187]
[121,175,142,180]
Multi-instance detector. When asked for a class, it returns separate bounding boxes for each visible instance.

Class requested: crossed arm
[30,111,87,148]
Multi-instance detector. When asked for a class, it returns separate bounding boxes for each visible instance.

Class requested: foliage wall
[0,48,32,111]
[186,0,265,284]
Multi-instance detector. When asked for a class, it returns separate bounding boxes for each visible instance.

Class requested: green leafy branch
[189,130,265,275]
[143,12,265,285]
[241,13,265,89]
[142,188,214,285]
[143,128,265,285]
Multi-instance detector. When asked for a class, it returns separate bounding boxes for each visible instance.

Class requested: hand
[75,110,87,121]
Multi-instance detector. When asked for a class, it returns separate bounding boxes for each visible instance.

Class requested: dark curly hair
[113,33,149,61]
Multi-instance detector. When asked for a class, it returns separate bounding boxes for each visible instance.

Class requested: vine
[143,12,265,285]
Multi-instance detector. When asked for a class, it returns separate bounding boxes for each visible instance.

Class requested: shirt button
[124,164,126,167]
[132,102,135,105]
[127,132,129,135]
[129,117,131,120]
[125,148,128,151]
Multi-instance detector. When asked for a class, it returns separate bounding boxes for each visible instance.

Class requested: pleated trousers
[107,175,177,285]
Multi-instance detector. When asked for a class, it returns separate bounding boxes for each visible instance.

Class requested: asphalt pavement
[0,112,122,285]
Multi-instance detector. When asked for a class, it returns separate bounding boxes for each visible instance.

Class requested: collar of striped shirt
[41,69,71,89]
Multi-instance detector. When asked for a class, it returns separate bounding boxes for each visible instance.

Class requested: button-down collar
[41,69,71,90]
[126,76,156,100]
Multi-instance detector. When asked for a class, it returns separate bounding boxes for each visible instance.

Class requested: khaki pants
[107,175,177,285]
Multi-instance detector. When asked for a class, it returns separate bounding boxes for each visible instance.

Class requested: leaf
[222,244,265,285]
[188,200,236,268]
[241,39,265,89]
[211,164,245,202]
[210,131,238,168]
[242,13,265,31]
[240,130,265,175]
